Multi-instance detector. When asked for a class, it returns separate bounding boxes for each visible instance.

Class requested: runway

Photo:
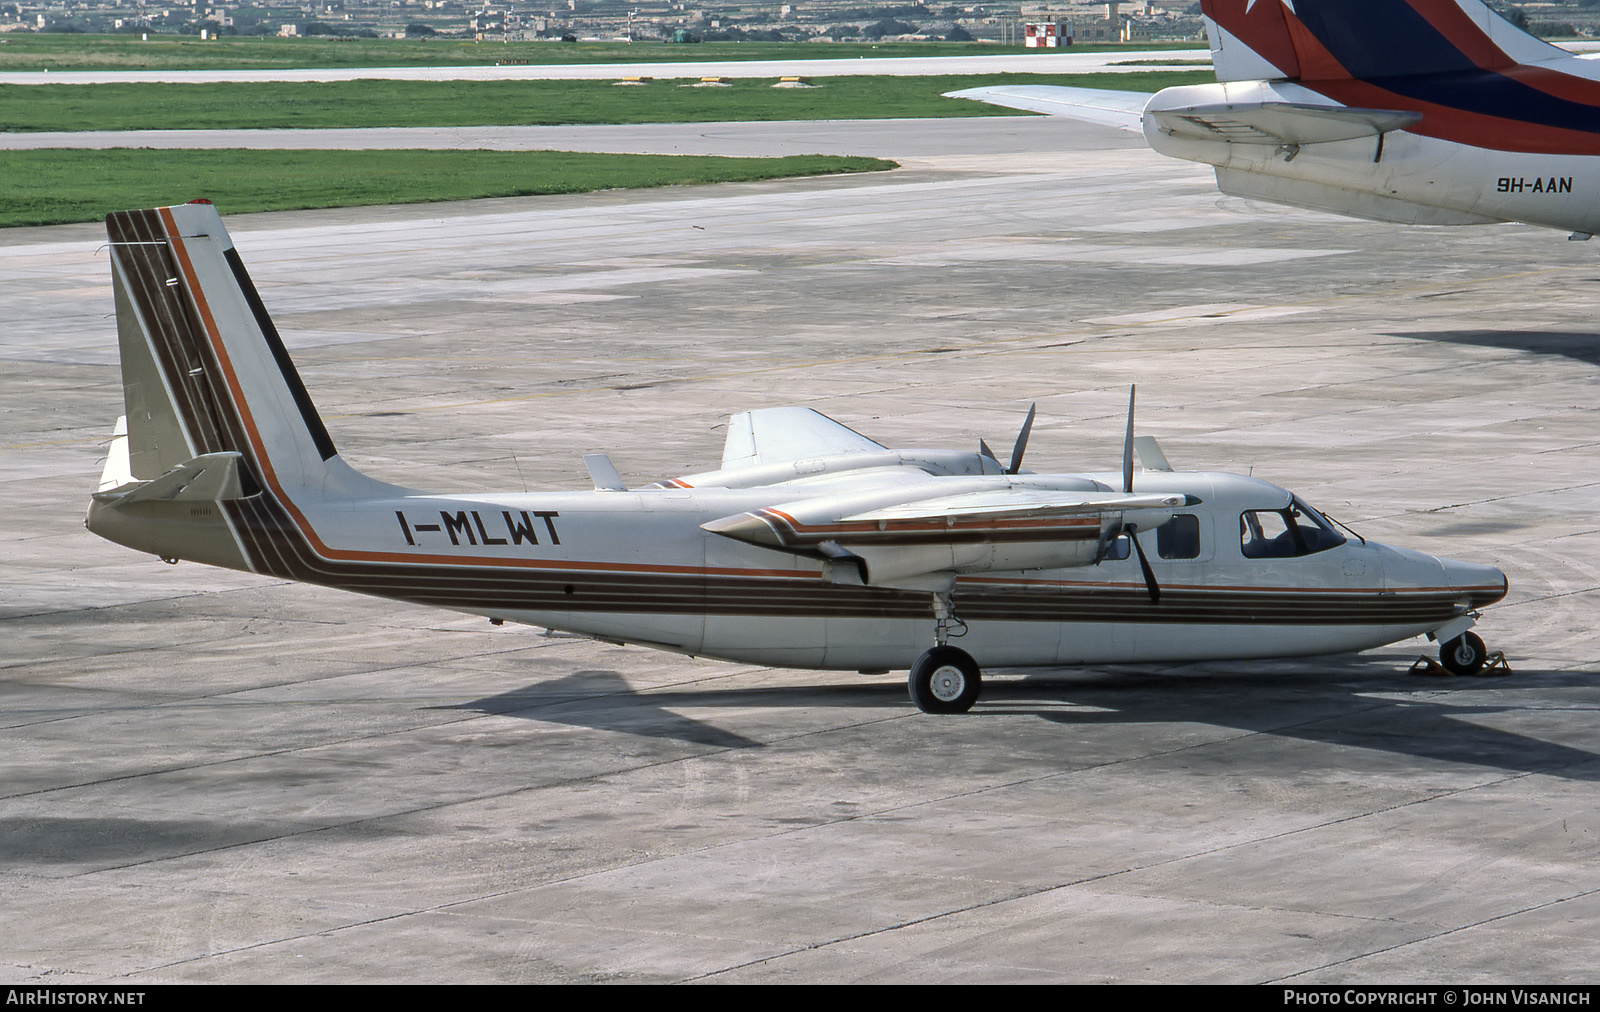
[2,117,1597,983]
[0,50,1209,85]
[0,116,1097,158]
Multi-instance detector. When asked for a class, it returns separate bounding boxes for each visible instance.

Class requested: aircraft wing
[721,406,886,469]
[705,486,1186,550]
[843,488,1186,524]
[705,484,1190,587]
[943,85,1150,132]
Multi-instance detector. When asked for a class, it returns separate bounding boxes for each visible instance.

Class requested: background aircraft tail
[1201,0,1570,84]
[104,202,378,499]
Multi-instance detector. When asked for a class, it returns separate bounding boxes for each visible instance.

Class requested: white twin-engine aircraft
[90,203,1507,713]
[952,0,1600,237]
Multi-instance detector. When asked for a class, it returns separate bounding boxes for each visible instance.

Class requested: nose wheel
[1440,632,1487,675]
[1412,631,1509,677]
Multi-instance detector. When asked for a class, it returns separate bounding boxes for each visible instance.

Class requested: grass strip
[0,147,897,227]
[0,35,1207,72]
[0,72,1217,132]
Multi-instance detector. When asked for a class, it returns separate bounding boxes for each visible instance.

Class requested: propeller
[1119,385,1161,605]
[980,404,1037,474]
[1007,402,1036,475]
[1122,385,1136,496]
[1126,521,1162,605]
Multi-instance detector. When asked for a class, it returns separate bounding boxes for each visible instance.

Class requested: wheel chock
[1481,651,1512,675]
[1408,652,1513,677]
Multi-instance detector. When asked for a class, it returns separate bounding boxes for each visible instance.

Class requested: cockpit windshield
[1240,496,1347,559]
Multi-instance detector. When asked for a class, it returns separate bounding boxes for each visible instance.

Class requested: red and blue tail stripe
[1204,0,1600,154]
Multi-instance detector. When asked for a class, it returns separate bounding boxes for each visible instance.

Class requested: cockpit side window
[1240,498,1346,559]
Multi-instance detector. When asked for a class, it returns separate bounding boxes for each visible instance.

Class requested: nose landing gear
[1410,630,1511,677]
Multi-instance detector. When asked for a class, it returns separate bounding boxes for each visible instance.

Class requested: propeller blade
[1093,514,1124,564]
[1129,526,1161,604]
[979,438,998,464]
[1007,403,1036,475]
[1122,384,1136,494]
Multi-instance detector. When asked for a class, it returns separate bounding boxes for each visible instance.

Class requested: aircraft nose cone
[1441,556,1509,607]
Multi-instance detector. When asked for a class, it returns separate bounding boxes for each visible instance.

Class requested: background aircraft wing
[721,406,887,469]
[943,85,1150,132]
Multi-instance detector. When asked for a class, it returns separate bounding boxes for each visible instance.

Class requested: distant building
[1024,20,1069,46]
[1067,2,1155,44]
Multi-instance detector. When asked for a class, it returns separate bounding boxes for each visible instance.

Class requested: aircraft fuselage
[89,464,1506,672]
[1146,80,1600,233]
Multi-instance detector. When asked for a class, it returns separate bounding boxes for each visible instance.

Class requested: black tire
[908,646,981,714]
[1440,632,1487,675]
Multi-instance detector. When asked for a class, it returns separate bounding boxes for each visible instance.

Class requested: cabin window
[1156,514,1201,559]
[1240,498,1346,559]
[1103,533,1131,561]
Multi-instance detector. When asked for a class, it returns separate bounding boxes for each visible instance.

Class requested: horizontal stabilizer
[721,406,886,470]
[94,451,251,506]
[944,85,1148,132]
[1148,103,1422,146]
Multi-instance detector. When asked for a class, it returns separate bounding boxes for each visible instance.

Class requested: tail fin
[1201,0,1569,84]
[105,202,353,495]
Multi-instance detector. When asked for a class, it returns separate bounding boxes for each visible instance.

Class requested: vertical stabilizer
[105,203,360,496]
[1203,0,1302,83]
[1201,0,1566,84]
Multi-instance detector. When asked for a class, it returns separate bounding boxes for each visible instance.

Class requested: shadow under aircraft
[447,669,772,750]
[447,660,1600,783]
[1389,329,1600,369]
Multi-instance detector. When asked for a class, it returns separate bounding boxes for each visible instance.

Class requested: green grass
[0,72,1216,132]
[0,148,897,226]
[0,34,1206,72]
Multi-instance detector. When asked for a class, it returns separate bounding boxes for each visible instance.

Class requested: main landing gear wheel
[1440,632,1488,676]
[908,646,981,714]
